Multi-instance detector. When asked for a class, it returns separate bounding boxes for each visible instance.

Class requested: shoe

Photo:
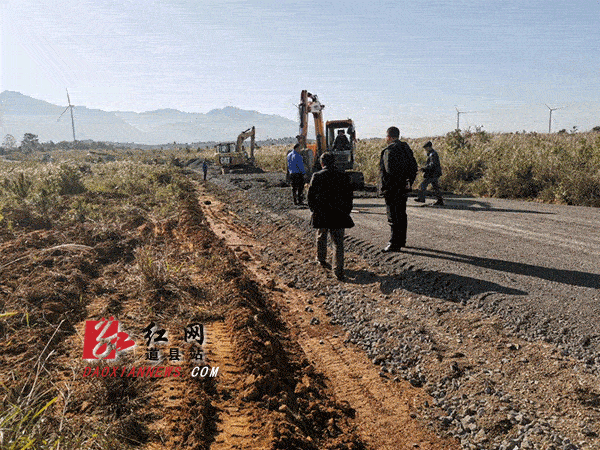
[414,198,425,203]
[433,199,444,206]
[318,260,332,270]
[383,243,403,252]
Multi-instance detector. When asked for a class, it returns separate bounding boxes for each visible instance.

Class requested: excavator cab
[296,90,364,189]
[326,120,355,173]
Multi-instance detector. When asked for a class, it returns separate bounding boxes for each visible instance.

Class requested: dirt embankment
[0,177,365,449]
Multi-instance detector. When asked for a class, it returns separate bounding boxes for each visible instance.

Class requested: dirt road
[200,189,460,449]
[206,170,600,449]
[289,194,600,358]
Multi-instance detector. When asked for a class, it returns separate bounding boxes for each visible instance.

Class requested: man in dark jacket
[415,141,444,205]
[307,152,354,281]
[379,126,418,252]
[331,129,351,151]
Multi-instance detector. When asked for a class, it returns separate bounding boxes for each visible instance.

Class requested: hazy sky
[1,0,599,137]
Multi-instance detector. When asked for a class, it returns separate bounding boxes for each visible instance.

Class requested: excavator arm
[295,90,364,189]
[236,126,256,162]
[298,90,327,173]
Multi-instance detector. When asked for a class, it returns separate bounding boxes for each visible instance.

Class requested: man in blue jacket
[287,143,306,205]
[308,152,354,281]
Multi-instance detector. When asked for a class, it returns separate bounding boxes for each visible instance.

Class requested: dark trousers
[385,195,408,247]
[290,173,305,204]
[418,177,442,201]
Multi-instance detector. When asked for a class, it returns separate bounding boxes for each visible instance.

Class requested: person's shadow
[402,246,599,290]
[407,197,555,214]
[343,266,527,303]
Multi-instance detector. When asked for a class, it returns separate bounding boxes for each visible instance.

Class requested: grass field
[254,130,600,207]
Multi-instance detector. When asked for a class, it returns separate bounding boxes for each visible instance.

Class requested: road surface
[290,195,600,346]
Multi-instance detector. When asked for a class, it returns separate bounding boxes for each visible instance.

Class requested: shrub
[2,172,33,199]
[53,164,87,195]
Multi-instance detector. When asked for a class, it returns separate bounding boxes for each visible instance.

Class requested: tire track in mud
[270,283,459,450]
[197,185,460,450]
[204,321,272,450]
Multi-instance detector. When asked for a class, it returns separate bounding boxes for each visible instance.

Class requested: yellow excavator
[296,90,364,189]
[214,126,256,174]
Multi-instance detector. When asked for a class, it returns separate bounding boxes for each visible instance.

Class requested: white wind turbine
[545,104,565,134]
[58,89,76,141]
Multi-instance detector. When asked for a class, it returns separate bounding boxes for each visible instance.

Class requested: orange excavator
[296,90,364,189]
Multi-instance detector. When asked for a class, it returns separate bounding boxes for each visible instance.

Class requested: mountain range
[0,91,298,145]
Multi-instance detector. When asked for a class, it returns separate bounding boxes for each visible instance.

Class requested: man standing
[415,141,444,205]
[308,152,354,281]
[202,159,208,181]
[379,126,418,252]
[287,143,306,205]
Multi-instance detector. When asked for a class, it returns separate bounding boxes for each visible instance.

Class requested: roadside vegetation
[254,130,600,207]
[0,149,363,449]
[362,129,600,207]
[0,155,189,448]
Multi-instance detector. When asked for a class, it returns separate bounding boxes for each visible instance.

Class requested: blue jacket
[287,150,305,174]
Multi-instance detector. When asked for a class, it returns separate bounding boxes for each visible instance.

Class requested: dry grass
[252,132,600,207]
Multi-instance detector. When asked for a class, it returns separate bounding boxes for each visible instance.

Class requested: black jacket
[379,140,418,199]
[332,134,351,151]
[423,149,442,178]
[307,168,354,229]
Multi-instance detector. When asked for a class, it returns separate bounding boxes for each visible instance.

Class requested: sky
[1,0,599,138]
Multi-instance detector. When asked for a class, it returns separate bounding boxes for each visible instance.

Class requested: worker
[415,141,444,205]
[331,129,351,152]
[202,160,208,181]
[287,143,306,205]
[307,152,354,281]
[379,126,418,252]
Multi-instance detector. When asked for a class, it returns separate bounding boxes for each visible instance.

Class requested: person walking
[307,152,354,281]
[287,143,306,205]
[202,159,208,181]
[379,126,418,252]
[415,141,444,205]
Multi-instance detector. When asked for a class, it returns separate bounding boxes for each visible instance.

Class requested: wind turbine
[58,89,76,141]
[545,104,564,133]
[455,107,473,130]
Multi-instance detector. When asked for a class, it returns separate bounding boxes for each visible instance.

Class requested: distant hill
[0,91,298,145]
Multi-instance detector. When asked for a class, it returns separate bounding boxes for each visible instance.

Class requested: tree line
[1,133,124,154]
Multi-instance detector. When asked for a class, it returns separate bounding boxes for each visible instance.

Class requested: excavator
[214,126,256,174]
[296,90,364,189]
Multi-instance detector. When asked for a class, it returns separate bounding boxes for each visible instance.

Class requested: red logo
[83,317,136,360]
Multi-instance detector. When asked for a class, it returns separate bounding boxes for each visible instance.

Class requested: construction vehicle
[296,90,364,189]
[214,126,256,174]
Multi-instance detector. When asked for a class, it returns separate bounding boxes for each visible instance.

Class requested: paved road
[290,195,600,340]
